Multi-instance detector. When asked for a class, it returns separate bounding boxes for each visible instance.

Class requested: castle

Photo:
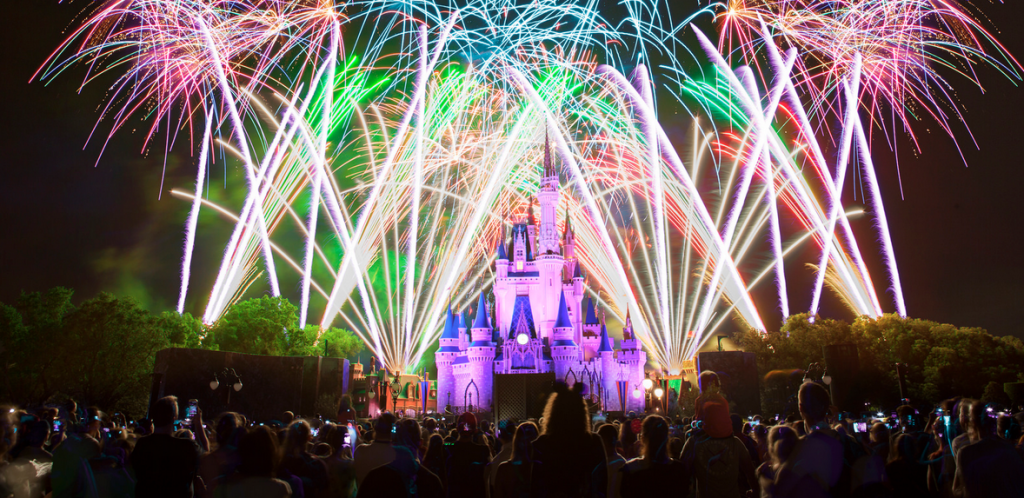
[435,136,647,413]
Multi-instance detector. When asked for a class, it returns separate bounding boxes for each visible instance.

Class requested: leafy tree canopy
[0,288,364,417]
[735,313,1024,408]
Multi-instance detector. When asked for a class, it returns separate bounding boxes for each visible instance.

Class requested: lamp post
[642,377,654,413]
[390,371,402,416]
[210,368,243,406]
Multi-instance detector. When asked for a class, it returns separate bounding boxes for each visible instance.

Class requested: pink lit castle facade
[435,136,646,413]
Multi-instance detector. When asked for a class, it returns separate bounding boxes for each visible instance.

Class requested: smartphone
[751,420,759,426]
[854,422,867,433]
[311,427,320,437]
[942,415,950,426]
[184,399,198,425]
[392,425,398,434]
[53,420,62,432]
[343,432,351,446]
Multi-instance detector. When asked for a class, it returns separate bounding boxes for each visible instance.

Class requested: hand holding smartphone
[184,399,198,425]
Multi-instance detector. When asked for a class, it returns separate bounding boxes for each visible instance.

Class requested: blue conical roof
[472,292,490,329]
[497,236,507,260]
[598,321,614,352]
[554,290,573,329]
[585,297,599,325]
[441,305,458,339]
[458,309,467,330]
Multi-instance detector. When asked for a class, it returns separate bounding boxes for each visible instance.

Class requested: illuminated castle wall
[435,136,646,412]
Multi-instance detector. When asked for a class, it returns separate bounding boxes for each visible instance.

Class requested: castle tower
[597,318,619,411]
[537,132,560,256]
[562,213,577,275]
[526,197,538,255]
[511,226,528,272]
[467,292,496,409]
[618,311,647,412]
[581,297,602,361]
[494,227,510,336]
[550,290,579,384]
[434,306,460,411]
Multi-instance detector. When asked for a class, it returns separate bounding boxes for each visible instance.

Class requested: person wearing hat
[445,412,492,498]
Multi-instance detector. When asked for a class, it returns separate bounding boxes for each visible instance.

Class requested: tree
[981,381,1011,405]
[2,288,76,403]
[57,293,168,416]
[209,296,298,356]
[156,311,206,348]
[735,313,1024,410]
[317,327,364,358]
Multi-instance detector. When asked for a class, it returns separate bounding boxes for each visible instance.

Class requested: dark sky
[1,1,1022,339]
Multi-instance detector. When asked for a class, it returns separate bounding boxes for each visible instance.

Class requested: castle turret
[512,227,528,272]
[617,311,647,412]
[526,198,537,255]
[458,309,469,351]
[551,290,579,383]
[467,292,495,409]
[581,298,602,361]
[597,317,619,411]
[434,306,460,411]
[621,311,639,350]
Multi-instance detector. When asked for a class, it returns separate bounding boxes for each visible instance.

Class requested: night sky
[2,2,1022,339]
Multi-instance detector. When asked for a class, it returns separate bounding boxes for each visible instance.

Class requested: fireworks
[38,0,1017,373]
[716,0,1022,158]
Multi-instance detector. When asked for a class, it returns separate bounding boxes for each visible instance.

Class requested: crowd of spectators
[1,372,1022,497]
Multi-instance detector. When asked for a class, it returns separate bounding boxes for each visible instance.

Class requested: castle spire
[554,290,573,329]
[585,296,600,325]
[544,126,555,180]
[441,304,458,339]
[598,318,613,352]
[496,229,507,260]
[528,196,536,226]
[472,291,490,329]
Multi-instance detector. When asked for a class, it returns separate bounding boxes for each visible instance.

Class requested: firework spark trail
[692,27,881,327]
[848,80,907,316]
[809,53,864,319]
[403,24,429,365]
[197,15,282,316]
[631,64,672,356]
[596,64,767,362]
[202,80,308,323]
[691,51,795,338]
[319,12,459,342]
[177,110,214,315]
[300,22,340,329]
[758,22,883,315]
[716,0,1023,155]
